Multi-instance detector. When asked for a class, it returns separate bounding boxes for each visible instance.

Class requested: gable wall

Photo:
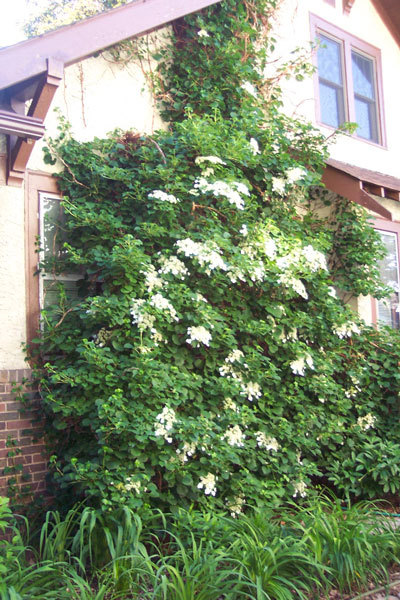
[271,0,400,179]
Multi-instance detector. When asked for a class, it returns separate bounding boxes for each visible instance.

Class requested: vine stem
[350,578,400,600]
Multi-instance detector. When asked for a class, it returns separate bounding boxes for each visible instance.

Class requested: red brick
[6,420,33,430]
[0,403,5,413]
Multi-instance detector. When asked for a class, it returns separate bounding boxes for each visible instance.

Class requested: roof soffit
[372,0,400,48]
[0,0,222,92]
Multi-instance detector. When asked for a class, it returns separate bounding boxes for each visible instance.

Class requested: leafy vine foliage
[36,0,400,512]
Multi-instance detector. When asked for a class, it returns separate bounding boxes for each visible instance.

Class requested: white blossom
[249,138,260,155]
[195,156,226,165]
[290,354,314,376]
[150,293,179,321]
[222,425,245,447]
[176,238,228,273]
[124,477,143,494]
[293,481,307,498]
[328,286,337,298]
[186,326,212,347]
[142,264,164,293]
[280,328,298,343]
[241,81,258,97]
[279,274,308,299]
[177,442,196,463]
[272,177,286,195]
[192,177,249,210]
[302,245,327,271]
[148,190,180,204]
[333,321,361,339]
[263,237,277,259]
[256,432,280,451]
[286,167,307,184]
[225,349,245,363]
[131,299,156,331]
[158,255,189,279]
[197,29,210,38]
[154,406,177,443]
[227,495,245,517]
[357,413,376,431]
[241,381,262,401]
[240,224,248,236]
[223,397,239,412]
[197,472,217,496]
[150,329,164,345]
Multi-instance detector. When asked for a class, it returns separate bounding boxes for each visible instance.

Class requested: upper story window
[310,15,385,146]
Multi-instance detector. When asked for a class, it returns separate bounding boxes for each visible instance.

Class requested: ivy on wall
[35,0,400,513]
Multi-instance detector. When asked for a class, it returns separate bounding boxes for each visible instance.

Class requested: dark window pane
[352,51,375,99]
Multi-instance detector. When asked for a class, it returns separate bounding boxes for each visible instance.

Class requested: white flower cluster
[150,293,179,321]
[225,349,245,363]
[186,326,212,347]
[278,274,308,299]
[158,255,189,279]
[240,224,248,236]
[240,81,258,97]
[150,329,164,345]
[195,156,226,166]
[271,167,307,196]
[176,442,196,463]
[131,299,156,331]
[249,138,260,155]
[286,167,308,184]
[197,29,210,38]
[197,472,218,496]
[227,495,245,518]
[148,190,180,204]
[142,264,164,293]
[192,177,250,210]
[222,425,245,447]
[333,321,361,338]
[357,413,376,431]
[277,244,327,273]
[280,328,298,343]
[290,354,314,376]
[124,477,142,494]
[223,397,239,412]
[256,432,280,451]
[176,238,228,273]
[240,381,262,401]
[154,406,177,443]
[293,480,307,498]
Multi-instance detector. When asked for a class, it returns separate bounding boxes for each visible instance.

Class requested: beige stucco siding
[29,34,167,172]
[272,0,400,179]
[0,135,27,369]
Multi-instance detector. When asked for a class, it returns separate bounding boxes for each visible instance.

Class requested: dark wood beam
[322,165,392,220]
[0,0,222,92]
[7,60,63,186]
[0,110,45,139]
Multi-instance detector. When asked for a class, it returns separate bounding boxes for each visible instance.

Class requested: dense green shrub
[32,0,400,513]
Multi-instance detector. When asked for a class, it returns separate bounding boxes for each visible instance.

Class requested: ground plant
[1,496,400,599]
[22,0,400,516]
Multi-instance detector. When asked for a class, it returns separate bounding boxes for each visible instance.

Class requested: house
[0,0,399,496]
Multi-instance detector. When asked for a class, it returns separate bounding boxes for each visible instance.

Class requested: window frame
[371,218,400,329]
[310,14,387,147]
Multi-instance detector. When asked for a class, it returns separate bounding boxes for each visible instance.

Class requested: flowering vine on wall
[35,0,400,514]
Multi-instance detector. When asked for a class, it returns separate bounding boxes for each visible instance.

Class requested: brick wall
[0,369,47,498]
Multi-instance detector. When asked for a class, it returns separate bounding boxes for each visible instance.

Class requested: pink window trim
[309,13,387,148]
[371,218,400,327]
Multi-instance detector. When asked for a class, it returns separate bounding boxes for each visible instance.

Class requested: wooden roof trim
[343,0,356,14]
[0,111,45,139]
[0,0,222,92]
[372,0,400,48]
[322,163,393,220]
[326,158,400,193]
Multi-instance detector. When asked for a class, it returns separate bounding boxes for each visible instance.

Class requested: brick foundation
[0,369,47,498]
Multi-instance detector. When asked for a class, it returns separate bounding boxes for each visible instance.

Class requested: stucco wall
[0,135,27,369]
[271,0,400,179]
[29,33,167,172]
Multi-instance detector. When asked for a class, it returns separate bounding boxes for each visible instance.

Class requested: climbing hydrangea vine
[36,0,400,513]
